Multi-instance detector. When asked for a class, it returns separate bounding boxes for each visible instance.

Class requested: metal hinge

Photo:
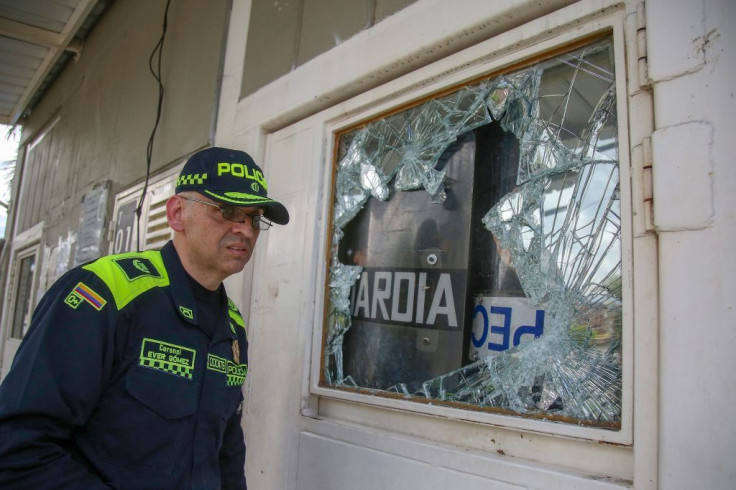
[641,136,654,232]
[636,2,649,89]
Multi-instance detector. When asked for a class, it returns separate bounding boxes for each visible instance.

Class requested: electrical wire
[135,0,171,251]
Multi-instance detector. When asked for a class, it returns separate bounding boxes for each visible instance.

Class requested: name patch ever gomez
[139,338,196,379]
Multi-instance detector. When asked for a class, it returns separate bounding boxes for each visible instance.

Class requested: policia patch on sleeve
[64,282,107,311]
[113,257,162,281]
[207,354,248,386]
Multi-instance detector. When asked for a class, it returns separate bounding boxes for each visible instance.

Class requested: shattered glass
[325,261,363,385]
[324,40,622,426]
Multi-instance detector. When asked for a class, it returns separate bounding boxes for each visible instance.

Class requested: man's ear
[166,195,186,232]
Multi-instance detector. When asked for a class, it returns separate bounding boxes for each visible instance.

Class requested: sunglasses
[178,196,273,230]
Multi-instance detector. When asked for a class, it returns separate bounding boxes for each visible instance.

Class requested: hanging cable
[135,0,171,251]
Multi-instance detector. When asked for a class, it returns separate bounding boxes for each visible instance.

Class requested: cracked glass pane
[324,39,622,427]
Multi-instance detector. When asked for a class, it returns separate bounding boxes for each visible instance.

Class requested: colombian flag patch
[64,282,107,311]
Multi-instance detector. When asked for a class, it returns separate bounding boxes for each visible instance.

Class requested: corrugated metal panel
[0,0,100,124]
[0,0,78,32]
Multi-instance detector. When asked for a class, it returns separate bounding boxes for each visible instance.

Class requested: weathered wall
[3,0,733,488]
[647,0,736,488]
[0,0,230,377]
[216,0,736,488]
[13,0,230,251]
[218,1,645,489]
[241,0,418,97]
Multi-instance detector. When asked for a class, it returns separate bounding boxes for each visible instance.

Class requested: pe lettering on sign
[470,296,545,359]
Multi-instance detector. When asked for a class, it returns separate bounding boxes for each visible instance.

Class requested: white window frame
[308,7,637,446]
[7,246,40,339]
[1,222,43,378]
[4,223,43,338]
[109,163,183,254]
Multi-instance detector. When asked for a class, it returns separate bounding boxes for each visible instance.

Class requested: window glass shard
[393,100,454,196]
[324,39,622,427]
[325,262,363,385]
[437,85,493,133]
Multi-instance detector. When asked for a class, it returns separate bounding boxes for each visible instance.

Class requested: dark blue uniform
[0,241,248,489]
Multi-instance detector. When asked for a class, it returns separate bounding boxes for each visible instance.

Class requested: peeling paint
[38,231,76,300]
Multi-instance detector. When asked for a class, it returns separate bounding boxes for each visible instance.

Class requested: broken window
[323,38,622,428]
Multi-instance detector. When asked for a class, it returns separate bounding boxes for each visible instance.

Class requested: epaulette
[83,250,170,310]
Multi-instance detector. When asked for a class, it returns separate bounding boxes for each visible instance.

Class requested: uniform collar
[161,241,198,326]
[160,241,237,343]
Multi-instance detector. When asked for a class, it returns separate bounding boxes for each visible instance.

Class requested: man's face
[175,193,261,288]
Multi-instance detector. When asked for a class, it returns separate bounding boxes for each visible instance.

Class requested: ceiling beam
[0,17,66,49]
[8,0,99,125]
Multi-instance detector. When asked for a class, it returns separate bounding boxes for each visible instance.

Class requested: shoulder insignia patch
[64,282,107,311]
[227,298,238,312]
[113,257,162,281]
[227,298,245,330]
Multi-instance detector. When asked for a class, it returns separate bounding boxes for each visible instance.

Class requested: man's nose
[230,218,258,236]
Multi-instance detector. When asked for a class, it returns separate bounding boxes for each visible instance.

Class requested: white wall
[216,0,736,488]
[648,0,736,488]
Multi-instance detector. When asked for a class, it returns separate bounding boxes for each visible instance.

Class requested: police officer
[0,147,289,489]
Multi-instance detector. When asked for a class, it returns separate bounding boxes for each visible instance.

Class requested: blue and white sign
[470,296,545,359]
